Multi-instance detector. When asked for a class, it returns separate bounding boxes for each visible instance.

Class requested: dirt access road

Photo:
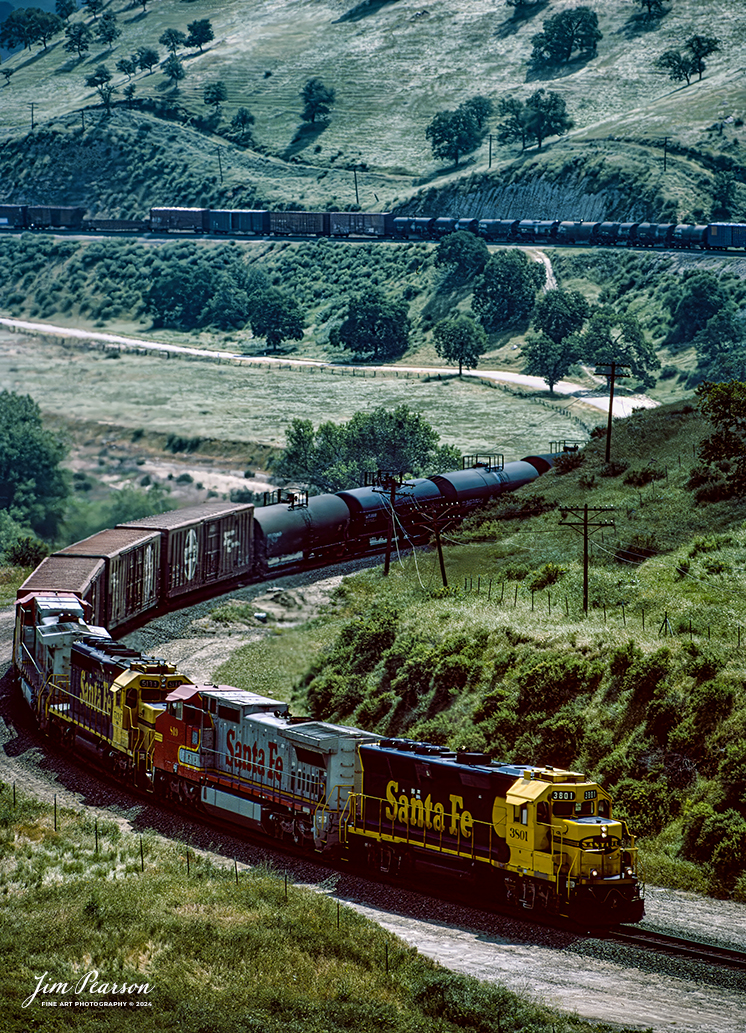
[0,312,657,420]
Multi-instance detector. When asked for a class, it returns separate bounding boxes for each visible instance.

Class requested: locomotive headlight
[625,866,634,877]
[600,825,608,838]
[590,869,599,878]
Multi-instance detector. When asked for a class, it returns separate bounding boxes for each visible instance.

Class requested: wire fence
[458,574,746,646]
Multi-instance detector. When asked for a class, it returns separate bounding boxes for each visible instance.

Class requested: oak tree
[186,18,213,52]
[525,88,574,149]
[204,80,227,116]
[531,7,602,65]
[301,77,336,123]
[522,332,577,394]
[159,28,186,54]
[472,249,546,331]
[330,288,410,361]
[162,53,186,86]
[432,313,488,376]
[63,22,93,59]
[250,288,304,352]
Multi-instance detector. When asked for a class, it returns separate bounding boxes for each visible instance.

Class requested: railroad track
[606,926,746,970]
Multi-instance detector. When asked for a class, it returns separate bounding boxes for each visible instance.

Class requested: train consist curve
[1,203,745,251]
[12,454,645,927]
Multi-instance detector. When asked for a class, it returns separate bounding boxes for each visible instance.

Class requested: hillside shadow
[333,0,401,24]
[282,121,327,159]
[525,51,598,82]
[493,1,548,40]
[617,10,668,38]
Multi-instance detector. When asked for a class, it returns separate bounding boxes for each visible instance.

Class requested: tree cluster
[0,8,64,52]
[497,89,573,151]
[666,270,746,384]
[145,250,303,349]
[520,289,659,394]
[275,405,461,494]
[0,390,69,542]
[425,96,494,166]
[530,7,602,66]
[656,35,719,86]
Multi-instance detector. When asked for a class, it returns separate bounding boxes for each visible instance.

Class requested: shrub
[614,779,671,838]
[623,467,665,487]
[517,654,601,714]
[526,562,565,591]
[681,806,746,881]
[553,451,584,474]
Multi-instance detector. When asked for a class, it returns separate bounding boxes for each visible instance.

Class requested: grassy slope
[0,0,744,216]
[214,399,746,899]
[2,789,637,1033]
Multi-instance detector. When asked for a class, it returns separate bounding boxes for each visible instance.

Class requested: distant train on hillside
[1,203,745,250]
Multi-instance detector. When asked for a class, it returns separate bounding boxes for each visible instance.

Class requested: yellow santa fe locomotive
[154,682,643,927]
[14,593,643,928]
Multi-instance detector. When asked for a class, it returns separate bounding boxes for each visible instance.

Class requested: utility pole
[353,168,359,207]
[216,147,223,183]
[29,103,35,131]
[488,134,493,169]
[559,505,615,614]
[368,471,407,576]
[663,136,668,172]
[594,362,631,463]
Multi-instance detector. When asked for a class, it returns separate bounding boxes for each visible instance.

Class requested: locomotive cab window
[598,798,610,818]
[514,803,528,825]
[168,701,183,720]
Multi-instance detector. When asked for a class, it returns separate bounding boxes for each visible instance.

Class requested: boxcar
[26,206,86,229]
[16,555,107,628]
[56,528,162,630]
[121,502,254,601]
[707,223,746,248]
[209,210,271,235]
[268,211,330,236]
[328,212,393,237]
[0,205,27,229]
[150,207,210,233]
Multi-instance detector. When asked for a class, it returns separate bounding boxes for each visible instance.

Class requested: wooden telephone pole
[560,505,615,613]
[594,362,631,463]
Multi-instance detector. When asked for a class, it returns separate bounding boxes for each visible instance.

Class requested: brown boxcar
[56,528,162,629]
[120,502,254,601]
[150,207,210,233]
[268,211,330,236]
[16,555,107,627]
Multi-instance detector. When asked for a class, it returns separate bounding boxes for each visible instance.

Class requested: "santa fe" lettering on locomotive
[384,779,473,838]
[226,729,283,782]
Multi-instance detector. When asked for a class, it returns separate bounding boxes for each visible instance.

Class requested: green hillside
[0,0,744,216]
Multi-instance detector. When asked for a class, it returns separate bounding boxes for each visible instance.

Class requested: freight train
[1,202,745,250]
[11,452,645,926]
